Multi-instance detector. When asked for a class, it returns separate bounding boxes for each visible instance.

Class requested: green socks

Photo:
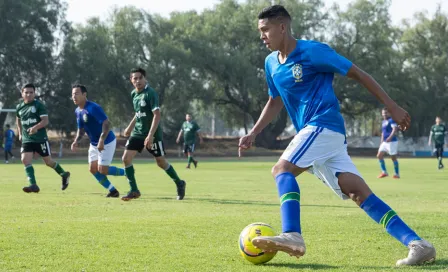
[53,162,66,176]
[25,165,37,185]
[165,164,182,185]
[125,165,139,191]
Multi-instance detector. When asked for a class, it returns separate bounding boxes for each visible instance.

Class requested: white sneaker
[252,232,306,257]
[396,239,436,266]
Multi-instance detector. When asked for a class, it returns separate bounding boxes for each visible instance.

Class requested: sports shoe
[23,184,40,193]
[377,172,389,178]
[193,160,198,169]
[121,190,141,201]
[252,232,306,257]
[393,175,400,179]
[176,180,186,200]
[186,165,190,169]
[106,189,120,198]
[396,239,436,266]
[61,172,70,190]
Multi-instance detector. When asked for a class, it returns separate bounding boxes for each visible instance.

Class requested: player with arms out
[428,116,446,169]
[377,108,400,179]
[121,68,186,201]
[71,84,125,197]
[176,113,203,169]
[16,83,70,193]
[238,5,435,266]
[4,124,16,163]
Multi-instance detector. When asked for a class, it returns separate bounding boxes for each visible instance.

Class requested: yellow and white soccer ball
[238,222,277,264]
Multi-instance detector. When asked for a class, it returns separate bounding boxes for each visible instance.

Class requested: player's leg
[184,144,191,168]
[104,139,125,176]
[338,172,435,266]
[90,143,119,198]
[190,144,198,168]
[151,141,186,200]
[121,137,143,201]
[389,142,399,178]
[21,144,39,193]
[377,144,388,178]
[436,143,443,169]
[40,141,70,190]
[4,148,8,163]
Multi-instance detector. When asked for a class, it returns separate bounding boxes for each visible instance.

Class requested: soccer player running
[377,108,400,178]
[16,83,70,193]
[71,84,125,197]
[4,124,15,163]
[121,68,186,201]
[238,5,435,266]
[176,114,203,169]
[428,116,446,169]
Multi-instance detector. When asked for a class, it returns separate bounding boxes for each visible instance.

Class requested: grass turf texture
[0,158,447,271]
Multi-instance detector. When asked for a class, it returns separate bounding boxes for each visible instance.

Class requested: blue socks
[108,166,125,176]
[93,172,116,191]
[379,159,387,173]
[276,172,301,233]
[393,160,399,176]
[361,194,420,246]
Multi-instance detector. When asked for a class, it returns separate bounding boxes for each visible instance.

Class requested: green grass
[1,157,447,271]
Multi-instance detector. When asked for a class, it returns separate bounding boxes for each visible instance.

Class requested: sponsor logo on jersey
[22,118,38,126]
[136,111,147,118]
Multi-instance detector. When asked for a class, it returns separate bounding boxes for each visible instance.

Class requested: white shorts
[281,126,362,200]
[378,141,398,156]
[88,139,116,166]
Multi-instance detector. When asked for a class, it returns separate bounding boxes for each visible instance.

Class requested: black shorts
[125,137,165,157]
[21,141,51,157]
[183,143,196,153]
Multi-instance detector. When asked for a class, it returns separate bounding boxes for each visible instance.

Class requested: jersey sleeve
[37,101,48,117]
[75,111,84,129]
[265,59,280,98]
[310,43,353,75]
[91,104,108,123]
[148,90,160,112]
[389,119,397,128]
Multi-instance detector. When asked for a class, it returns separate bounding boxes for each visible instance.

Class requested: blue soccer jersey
[75,101,115,146]
[5,129,15,145]
[382,118,398,142]
[265,40,352,135]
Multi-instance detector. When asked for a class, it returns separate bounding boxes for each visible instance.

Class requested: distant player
[71,84,125,197]
[377,108,400,179]
[428,116,446,169]
[121,68,186,201]
[176,114,203,169]
[238,5,435,266]
[16,83,70,193]
[4,124,15,163]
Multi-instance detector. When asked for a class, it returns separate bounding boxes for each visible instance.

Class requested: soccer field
[1,158,447,271]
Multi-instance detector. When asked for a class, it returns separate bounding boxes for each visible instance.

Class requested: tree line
[0,0,447,148]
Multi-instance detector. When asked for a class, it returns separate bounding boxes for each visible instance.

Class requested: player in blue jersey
[238,5,435,266]
[71,84,125,198]
[377,108,400,178]
[4,124,15,163]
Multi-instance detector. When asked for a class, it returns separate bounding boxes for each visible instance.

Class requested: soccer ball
[238,222,277,264]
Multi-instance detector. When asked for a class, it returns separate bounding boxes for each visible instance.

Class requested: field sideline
[1,158,447,271]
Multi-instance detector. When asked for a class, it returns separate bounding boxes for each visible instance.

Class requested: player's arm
[124,115,137,137]
[28,116,48,135]
[100,119,111,141]
[145,109,161,148]
[176,129,183,144]
[428,130,433,146]
[16,117,22,141]
[71,128,85,152]
[346,65,410,130]
[386,126,398,142]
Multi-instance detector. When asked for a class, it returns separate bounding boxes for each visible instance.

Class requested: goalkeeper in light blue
[71,84,125,198]
[238,5,435,266]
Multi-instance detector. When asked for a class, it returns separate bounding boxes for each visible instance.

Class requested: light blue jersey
[75,101,115,146]
[265,40,352,135]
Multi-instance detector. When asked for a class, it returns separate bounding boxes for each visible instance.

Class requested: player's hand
[19,135,22,142]
[388,105,411,131]
[124,127,132,137]
[71,141,78,152]
[27,126,38,135]
[238,133,256,157]
[144,136,153,150]
[97,140,105,152]
[385,138,391,143]
[176,138,180,144]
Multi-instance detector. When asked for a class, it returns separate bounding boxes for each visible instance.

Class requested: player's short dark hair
[258,5,291,22]
[5,124,10,128]
[130,67,146,77]
[72,84,87,93]
[22,83,36,92]
[382,107,388,112]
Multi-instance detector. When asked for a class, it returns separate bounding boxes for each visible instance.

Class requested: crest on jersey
[31,106,36,113]
[83,113,88,123]
[140,97,146,107]
[292,64,303,82]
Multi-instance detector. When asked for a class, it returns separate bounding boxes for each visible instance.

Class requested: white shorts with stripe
[281,126,362,200]
[88,139,116,166]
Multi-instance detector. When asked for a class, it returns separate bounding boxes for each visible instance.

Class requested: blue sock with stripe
[361,194,420,246]
[379,159,387,173]
[393,160,399,176]
[276,172,301,233]
[93,172,116,192]
[107,166,125,176]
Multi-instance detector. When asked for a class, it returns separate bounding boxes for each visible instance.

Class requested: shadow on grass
[263,262,338,270]
[413,258,448,270]
[154,197,357,209]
